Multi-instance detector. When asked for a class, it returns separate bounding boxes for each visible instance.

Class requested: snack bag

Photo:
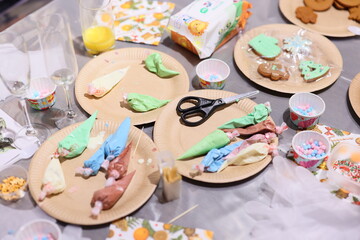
[167,0,252,59]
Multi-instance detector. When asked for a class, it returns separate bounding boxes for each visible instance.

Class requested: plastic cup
[79,0,115,56]
[289,92,325,129]
[292,130,330,171]
[27,77,57,110]
[15,219,62,240]
[196,58,230,89]
[0,165,28,202]
[327,142,360,195]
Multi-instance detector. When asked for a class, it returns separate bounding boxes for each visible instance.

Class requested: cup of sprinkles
[327,142,360,195]
[289,92,325,129]
[196,58,230,90]
[26,77,57,110]
[0,165,28,202]
[292,130,331,171]
[15,219,62,240]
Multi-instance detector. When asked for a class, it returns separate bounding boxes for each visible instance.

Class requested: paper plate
[28,120,160,225]
[153,89,278,183]
[75,48,189,125]
[349,73,360,118]
[234,24,343,94]
[279,0,360,37]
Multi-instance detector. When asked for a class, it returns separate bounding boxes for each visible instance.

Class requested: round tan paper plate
[234,24,343,94]
[349,73,360,118]
[75,48,189,125]
[153,89,278,184]
[28,120,160,225]
[279,0,360,37]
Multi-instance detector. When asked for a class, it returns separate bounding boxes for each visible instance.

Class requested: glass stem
[63,85,76,119]
[19,98,37,136]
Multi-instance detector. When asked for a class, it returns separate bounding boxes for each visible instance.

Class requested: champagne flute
[0,31,50,146]
[38,14,80,129]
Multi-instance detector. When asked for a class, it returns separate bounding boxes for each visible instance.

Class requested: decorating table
[1,0,360,239]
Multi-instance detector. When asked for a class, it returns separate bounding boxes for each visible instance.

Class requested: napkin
[110,0,175,45]
[0,109,39,171]
[106,216,213,240]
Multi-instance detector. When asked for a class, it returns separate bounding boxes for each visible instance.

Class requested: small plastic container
[327,142,360,195]
[15,219,62,240]
[292,130,331,171]
[27,77,57,110]
[196,58,230,89]
[289,92,325,129]
[0,165,28,201]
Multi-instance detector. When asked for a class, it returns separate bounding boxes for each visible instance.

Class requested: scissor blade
[222,90,260,104]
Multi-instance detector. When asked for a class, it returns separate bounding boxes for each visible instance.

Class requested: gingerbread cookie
[299,61,330,82]
[283,35,312,55]
[349,5,360,22]
[304,0,334,11]
[258,63,290,81]
[333,0,347,9]
[336,0,360,7]
[248,34,281,60]
[296,6,318,24]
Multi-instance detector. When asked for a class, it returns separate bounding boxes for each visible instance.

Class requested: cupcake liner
[15,219,62,240]
[289,92,325,129]
[327,142,360,195]
[196,58,230,89]
[27,77,57,110]
[292,130,330,170]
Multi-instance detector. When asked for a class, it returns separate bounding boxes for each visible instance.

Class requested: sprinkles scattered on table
[295,138,327,159]
[333,159,360,183]
[293,104,317,116]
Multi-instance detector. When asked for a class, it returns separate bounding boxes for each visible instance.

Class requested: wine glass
[0,31,50,146]
[38,13,80,129]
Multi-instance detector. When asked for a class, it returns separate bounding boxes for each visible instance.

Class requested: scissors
[176,90,259,126]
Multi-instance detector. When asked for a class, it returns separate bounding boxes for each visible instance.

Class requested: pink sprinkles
[296,138,327,159]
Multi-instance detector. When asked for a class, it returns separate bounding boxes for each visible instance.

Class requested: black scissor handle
[176,96,213,113]
[177,97,224,126]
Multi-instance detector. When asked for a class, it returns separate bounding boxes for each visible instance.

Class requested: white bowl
[196,58,230,89]
[15,219,62,240]
[292,130,330,171]
[289,92,325,129]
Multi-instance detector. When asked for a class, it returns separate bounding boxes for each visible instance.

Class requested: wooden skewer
[167,204,199,224]
[133,126,144,157]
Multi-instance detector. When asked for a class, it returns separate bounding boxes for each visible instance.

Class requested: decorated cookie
[299,61,330,82]
[336,0,360,7]
[283,35,312,55]
[304,0,334,11]
[248,34,281,60]
[295,6,317,24]
[257,63,290,81]
[349,5,360,22]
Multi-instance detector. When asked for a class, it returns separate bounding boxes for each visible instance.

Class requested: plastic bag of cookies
[167,0,252,59]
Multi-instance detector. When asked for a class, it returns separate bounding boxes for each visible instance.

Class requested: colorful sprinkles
[333,159,360,183]
[293,104,317,116]
[295,138,327,159]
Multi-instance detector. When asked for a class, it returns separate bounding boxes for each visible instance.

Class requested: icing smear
[87,131,106,150]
